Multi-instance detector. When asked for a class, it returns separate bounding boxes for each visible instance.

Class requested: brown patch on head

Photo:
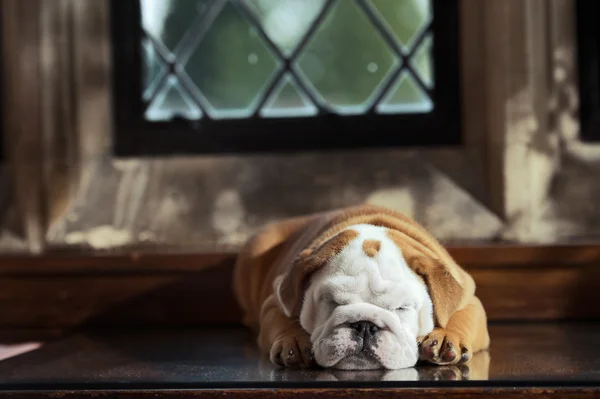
[275,229,360,317]
[362,239,381,257]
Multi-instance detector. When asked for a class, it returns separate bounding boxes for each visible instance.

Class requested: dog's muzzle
[313,303,419,370]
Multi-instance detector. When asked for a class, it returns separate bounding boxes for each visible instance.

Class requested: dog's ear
[408,256,465,327]
[274,229,359,317]
[274,248,316,318]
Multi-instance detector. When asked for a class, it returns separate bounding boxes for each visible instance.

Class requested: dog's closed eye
[319,294,340,307]
[328,299,340,308]
[395,304,415,312]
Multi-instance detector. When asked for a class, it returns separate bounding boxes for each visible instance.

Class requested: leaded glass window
[576,0,600,142]
[111,0,460,155]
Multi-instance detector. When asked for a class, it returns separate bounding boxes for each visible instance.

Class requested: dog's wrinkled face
[298,224,434,370]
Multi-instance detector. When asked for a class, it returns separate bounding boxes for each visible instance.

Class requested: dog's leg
[258,295,315,368]
[419,295,490,365]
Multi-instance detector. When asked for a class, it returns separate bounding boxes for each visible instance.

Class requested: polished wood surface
[0,323,599,389]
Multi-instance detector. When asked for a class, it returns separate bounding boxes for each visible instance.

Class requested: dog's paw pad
[441,345,457,363]
[419,328,470,366]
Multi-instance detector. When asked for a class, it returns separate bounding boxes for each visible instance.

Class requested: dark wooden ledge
[3,243,600,275]
[2,245,600,340]
[0,323,599,398]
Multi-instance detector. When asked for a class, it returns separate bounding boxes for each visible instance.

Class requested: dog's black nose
[350,321,380,338]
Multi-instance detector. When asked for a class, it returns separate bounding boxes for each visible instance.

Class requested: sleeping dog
[233,204,490,370]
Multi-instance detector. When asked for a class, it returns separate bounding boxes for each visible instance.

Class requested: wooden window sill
[0,322,599,398]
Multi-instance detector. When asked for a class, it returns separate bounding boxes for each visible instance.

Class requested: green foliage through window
[140,0,434,121]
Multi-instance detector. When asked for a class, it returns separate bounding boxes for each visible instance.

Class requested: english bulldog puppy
[233,204,490,370]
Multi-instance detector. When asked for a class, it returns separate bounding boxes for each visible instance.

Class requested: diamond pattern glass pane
[376,71,432,114]
[247,0,326,55]
[140,0,212,57]
[138,0,439,122]
[368,0,431,51]
[145,76,202,121]
[183,2,281,119]
[260,74,318,117]
[296,0,399,114]
[142,38,167,100]
[410,34,433,88]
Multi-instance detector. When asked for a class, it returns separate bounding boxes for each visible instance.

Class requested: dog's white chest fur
[299,224,435,370]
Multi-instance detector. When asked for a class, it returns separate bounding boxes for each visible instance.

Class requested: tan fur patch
[362,239,381,257]
[408,256,463,327]
[277,228,359,316]
[300,229,360,268]
[385,229,438,260]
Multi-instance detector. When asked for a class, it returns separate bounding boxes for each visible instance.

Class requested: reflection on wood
[1,324,599,395]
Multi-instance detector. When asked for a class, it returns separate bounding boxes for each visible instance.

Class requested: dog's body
[233,204,490,370]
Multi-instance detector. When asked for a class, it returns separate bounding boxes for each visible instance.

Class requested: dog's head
[273,223,466,370]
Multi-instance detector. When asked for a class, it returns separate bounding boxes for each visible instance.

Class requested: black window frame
[111,0,462,156]
[576,0,600,142]
[0,12,4,163]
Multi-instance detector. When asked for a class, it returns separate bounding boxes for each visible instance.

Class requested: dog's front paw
[270,330,315,368]
[419,328,471,365]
